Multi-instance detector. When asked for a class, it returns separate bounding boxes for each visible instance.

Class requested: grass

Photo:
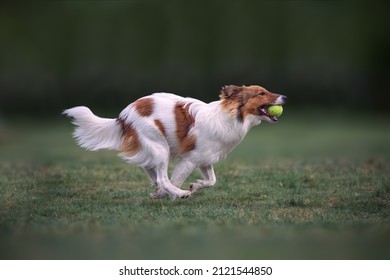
[0,110,389,259]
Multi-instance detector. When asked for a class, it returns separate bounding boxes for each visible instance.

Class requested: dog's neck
[198,101,261,144]
[215,99,261,128]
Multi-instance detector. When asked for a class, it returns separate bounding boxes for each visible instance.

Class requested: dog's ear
[220,85,243,99]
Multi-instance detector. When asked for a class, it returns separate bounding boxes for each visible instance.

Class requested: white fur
[63,106,122,151]
[64,90,286,200]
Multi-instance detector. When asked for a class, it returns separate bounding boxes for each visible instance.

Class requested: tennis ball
[267,105,283,117]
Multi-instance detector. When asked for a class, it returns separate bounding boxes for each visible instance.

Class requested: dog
[63,85,287,199]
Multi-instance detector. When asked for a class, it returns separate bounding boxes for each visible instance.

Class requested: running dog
[63,85,287,199]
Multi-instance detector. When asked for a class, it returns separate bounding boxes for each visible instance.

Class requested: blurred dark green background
[1,0,389,116]
[1,1,390,260]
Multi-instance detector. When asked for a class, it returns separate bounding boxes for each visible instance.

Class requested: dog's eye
[259,92,266,96]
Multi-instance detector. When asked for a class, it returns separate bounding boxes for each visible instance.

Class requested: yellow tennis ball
[267,105,283,117]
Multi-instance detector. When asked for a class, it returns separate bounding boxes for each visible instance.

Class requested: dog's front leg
[189,165,216,193]
[155,163,192,200]
[170,159,196,188]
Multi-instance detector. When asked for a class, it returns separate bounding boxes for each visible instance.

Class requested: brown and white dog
[64,85,287,199]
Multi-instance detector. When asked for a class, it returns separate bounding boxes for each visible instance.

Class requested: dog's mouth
[258,95,287,122]
[258,106,278,122]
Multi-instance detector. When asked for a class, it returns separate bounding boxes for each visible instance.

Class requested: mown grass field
[0,110,389,259]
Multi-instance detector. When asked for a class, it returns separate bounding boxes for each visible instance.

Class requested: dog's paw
[177,190,191,199]
[149,192,163,199]
[189,184,199,193]
[150,189,168,199]
[170,189,191,200]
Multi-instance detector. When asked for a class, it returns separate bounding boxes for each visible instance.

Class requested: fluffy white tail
[63,106,122,151]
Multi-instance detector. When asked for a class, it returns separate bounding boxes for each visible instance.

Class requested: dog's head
[220,85,287,123]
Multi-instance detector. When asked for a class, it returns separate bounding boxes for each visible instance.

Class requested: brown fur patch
[117,118,140,156]
[220,85,281,122]
[174,102,196,154]
[154,119,166,137]
[134,97,154,117]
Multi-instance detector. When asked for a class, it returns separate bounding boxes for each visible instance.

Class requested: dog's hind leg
[189,165,216,193]
[146,167,169,199]
[145,167,157,185]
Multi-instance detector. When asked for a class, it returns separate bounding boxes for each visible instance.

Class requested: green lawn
[0,110,389,259]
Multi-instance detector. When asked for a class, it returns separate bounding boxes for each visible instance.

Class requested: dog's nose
[275,94,288,105]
